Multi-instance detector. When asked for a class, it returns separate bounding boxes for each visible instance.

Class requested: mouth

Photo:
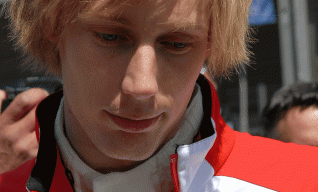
[106,111,161,133]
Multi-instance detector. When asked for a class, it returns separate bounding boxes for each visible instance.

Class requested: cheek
[163,58,204,93]
[160,61,203,117]
[61,36,124,108]
[158,42,206,103]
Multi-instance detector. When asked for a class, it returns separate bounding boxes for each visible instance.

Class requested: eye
[94,32,129,45]
[98,33,120,41]
[160,41,192,54]
[172,42,186,48]
[161,41,188,48]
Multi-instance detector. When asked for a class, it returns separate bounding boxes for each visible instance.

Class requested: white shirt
[54,84,204,192]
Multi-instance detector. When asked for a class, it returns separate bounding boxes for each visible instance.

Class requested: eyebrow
[80,14,208,33]
[157,20,208,32]
[79,15,132,26]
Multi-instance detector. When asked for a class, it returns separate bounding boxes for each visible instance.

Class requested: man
[1,0,318,191]
[262,82,318,146]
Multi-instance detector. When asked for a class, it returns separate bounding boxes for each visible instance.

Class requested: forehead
[78,0,209,31]
[285,106,318,129]
[282,106,318,146]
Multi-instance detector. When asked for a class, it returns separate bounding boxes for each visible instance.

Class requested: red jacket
[1,75,318,192]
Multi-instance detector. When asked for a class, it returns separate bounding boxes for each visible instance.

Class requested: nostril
[121,75,158,100]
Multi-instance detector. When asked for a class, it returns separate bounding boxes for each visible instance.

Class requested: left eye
[160,41,192,54]
[174,42,187,48]
[162,41,188,49]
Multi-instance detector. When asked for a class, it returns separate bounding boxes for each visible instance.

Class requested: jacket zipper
[170,153,180,192]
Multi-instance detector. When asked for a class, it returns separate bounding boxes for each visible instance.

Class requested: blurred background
[0,0,46,89]
[0,0,317,134]
[217,0,318,135]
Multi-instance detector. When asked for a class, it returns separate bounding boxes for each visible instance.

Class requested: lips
[106,111,160,132]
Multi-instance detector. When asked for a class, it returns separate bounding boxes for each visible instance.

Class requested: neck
[63,98,145,174]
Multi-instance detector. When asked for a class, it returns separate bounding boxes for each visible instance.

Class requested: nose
[121,44,158,100]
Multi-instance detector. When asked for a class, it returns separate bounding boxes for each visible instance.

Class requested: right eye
[97,33,120,41]
[94,32,129,45]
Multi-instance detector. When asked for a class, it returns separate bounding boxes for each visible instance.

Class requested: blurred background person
[261,82,318,146]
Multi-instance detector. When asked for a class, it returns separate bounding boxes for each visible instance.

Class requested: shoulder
[0,158,35,191]
[216,132,318,191]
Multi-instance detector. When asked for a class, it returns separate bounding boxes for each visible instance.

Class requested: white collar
[54,84,204,192]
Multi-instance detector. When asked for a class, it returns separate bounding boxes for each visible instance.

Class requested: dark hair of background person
[261,82,318,138]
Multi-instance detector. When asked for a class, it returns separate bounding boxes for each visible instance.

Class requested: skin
[276,106,318,147]
[59,0,209,173]
[0,88,48,174]
[202,72,218,90]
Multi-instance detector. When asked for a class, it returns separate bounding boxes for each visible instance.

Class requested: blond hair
[2,0,252,77]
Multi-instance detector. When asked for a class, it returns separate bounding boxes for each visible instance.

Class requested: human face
[59,0,209,168]
[276,106,318,147]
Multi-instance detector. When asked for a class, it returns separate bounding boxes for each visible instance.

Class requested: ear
[206,22,211,58]
[205,39,211,58]
[206,47,211,58]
